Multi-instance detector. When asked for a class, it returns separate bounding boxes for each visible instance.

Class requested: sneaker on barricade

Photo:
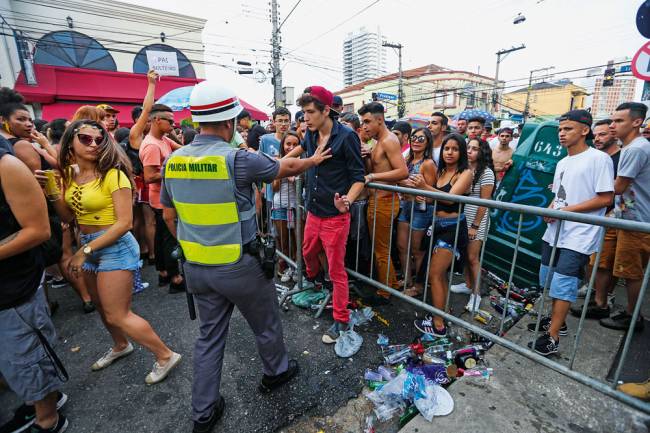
[570,301,610,319]
[91,343,134,371]
[280,268,293,283]
[414,316,447,337]
[528,333,559,356]
[450,283,472,294]
[599,311,645,331]
[527,316,568,336]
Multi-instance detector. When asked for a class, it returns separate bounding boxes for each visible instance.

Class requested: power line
[277,0,302,31]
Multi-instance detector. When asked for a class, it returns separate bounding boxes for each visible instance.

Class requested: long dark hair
[59,119,133,187]
[406,127,433,166]
[279,131,301,157]
[468,138,494,188]
[438,132,469,176]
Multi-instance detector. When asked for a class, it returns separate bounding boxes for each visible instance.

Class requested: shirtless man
[492,127,514,186]
[358,102,409,296]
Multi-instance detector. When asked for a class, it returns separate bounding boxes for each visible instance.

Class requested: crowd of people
[0,69,649,432]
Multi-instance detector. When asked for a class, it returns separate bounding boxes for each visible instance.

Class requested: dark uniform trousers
[184,253,289,422]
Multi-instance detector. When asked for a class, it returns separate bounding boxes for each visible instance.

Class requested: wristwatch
[471,223,480,230]
[82,244,93,255]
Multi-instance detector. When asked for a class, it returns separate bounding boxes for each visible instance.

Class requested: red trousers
[302,212,351,323]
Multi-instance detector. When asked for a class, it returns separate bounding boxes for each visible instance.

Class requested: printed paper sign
[146,50,179,76]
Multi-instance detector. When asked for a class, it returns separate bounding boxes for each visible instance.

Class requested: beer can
[43,170,60,197]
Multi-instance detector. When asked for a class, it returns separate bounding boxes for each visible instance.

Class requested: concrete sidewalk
[400,306,650,433]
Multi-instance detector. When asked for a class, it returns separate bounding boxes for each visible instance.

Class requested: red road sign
[632,41,650,81]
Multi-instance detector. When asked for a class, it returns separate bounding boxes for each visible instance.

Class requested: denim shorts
[541,241,589,302]
[271,208,289,221]
[397,202,433,231]
[80,230,140,272]
[0,285,65,402]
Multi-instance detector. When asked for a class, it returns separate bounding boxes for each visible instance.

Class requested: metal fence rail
[273,178,650,415]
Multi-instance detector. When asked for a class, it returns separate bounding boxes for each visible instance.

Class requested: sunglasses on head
[410,135,426,143]
[76,133,104,146]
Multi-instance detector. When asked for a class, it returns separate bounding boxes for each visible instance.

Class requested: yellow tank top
[65,168,132,225]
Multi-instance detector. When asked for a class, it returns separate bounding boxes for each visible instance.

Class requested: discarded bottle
[474,309,493,324]
[422,353,447,365]
[364,369,384,382]
[378,365,395,381]
[463,366,493,378]
[383,344,410,355]
[399,405,420,428]
[384,347,411,365]
[367,380,387,391]
[454,348,478,369]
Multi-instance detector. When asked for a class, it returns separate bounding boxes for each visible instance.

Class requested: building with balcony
[335,64,498,119]
[342,27,387,87]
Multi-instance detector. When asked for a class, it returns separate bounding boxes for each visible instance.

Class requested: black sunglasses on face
[411,135,426,143]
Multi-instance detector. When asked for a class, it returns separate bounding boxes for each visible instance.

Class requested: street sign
[619,64,632,73]
[632,42,650,81]
[375,92,397,101]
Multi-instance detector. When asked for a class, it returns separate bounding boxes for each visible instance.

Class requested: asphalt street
[0,265,425,433]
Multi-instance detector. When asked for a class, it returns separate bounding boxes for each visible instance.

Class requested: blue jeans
[80,230,140,272]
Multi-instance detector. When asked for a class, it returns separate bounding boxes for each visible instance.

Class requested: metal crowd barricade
[273,175,650,414]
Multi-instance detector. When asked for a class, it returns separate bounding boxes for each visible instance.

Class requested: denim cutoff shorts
[80,230,140,272]
[397,202,434,231]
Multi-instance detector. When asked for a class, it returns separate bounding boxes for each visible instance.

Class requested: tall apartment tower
[343,27,387,86]
[583,58,638,119]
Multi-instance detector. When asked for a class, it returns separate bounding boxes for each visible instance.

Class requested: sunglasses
[410,135,427,143]
[77,133,104,146]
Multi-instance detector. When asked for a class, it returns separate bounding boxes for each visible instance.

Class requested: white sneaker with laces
[450,283,472,294]
[465,294,481,313]
[280,268,293,283]
[145,352,182,385]
[91,342,134,371]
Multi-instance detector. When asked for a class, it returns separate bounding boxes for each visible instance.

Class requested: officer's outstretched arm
[275,144,331,179]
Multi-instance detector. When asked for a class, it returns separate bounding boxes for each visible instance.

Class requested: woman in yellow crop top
[49,120,181,384]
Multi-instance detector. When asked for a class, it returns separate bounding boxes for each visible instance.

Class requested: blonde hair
[71,105,106,123]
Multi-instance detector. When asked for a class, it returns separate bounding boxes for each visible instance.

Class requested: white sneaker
[280,268,293,283]
[465,294,481,313]
[577,284,590,298]
[91,342,134,371]
[450,283,472,294]
[145,352,182,385]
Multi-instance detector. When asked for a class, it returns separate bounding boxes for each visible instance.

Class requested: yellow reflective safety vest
[163,139,256,266]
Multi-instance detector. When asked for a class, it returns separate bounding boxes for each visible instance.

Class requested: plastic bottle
[378,365,396,381]
[383,347,411,365]
[364,369,384,382]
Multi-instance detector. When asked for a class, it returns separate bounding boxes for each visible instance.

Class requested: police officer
[160,81,331,433]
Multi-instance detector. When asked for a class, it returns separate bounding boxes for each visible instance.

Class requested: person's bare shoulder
[380,129,401,150]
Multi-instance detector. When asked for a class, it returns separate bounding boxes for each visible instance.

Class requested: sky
[124,0,646,112]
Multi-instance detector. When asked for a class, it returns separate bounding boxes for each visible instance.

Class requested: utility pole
[493,44,525,112]
[383,41,404,118]
[523,66,554,123]
[270,0,284,108]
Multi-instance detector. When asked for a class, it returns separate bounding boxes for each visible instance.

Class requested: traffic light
[603,68,615,87]
[371,92,378,101]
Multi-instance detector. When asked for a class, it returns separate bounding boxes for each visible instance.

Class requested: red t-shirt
[139,134,174,209]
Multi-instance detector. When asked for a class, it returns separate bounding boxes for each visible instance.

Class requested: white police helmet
[189,81,243,123]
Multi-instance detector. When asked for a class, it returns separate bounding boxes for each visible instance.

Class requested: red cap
[306,85,340,116]
[307,85,334,108]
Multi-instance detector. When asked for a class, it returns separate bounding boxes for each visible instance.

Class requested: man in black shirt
[296,86,365,344]
[0,149,68,433]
